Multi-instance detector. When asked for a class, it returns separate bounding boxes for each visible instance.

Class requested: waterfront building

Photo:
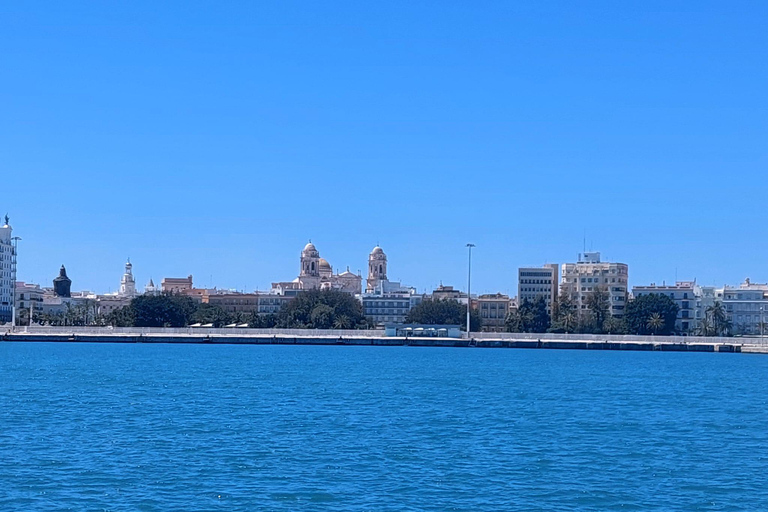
[0,216,15,324]
[206,292,294,316]
[359,245,423,326]
[360,281,424,327]
[271,242,362,295]
[14,281,43,324]
[431,284,468,304]
[632,281,698,333]
[518,264,558,313]
[162,275,193,293]
[474,293,512,332]
[722,278,768,336]
[96,295,132,317]
[695,285,718,328]
[118,260,137,298]
[560,252,629,317]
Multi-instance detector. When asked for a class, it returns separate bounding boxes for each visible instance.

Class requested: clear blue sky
[2,1,766,295]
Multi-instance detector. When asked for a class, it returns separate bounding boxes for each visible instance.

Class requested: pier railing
[9,326,768,345]
[16,326,386,338]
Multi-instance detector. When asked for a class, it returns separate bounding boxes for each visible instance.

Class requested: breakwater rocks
[1,332,745,353]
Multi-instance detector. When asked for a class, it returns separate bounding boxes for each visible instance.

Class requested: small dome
[371,246,385,255]
[303,242,317,253]
[319,258,331,270]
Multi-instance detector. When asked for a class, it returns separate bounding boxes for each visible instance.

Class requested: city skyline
[3,2,766,295]
[8,224,766,297]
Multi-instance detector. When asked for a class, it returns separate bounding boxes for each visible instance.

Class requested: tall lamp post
[760,306,765,341]
[10,236,21,332]
[466,243,475,338]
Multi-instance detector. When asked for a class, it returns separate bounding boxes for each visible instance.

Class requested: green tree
[625,293,679,335]
[705,301,731,337]
[405,298,482,332]
[585,286,611,333]
[131,294,197,327]
[248,312,278,328]
[603,316,628,334]
[190,303,233,327]
[646,313,665,334]
[276,289,367,329]
[104,306,136,327]
[549,294,577,333]
[507,297,550,333]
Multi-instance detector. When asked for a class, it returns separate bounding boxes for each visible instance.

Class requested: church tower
[300,241,320,278]
[119,259,136,297]
[366,246,388,292]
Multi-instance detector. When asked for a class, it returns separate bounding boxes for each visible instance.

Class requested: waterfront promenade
[3,326,766,353]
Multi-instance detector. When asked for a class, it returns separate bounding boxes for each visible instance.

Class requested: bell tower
[366,246,388,292]
[119,259,136,297]
[300,241,320,278]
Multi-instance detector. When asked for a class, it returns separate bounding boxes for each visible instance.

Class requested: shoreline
[2,332,760,353]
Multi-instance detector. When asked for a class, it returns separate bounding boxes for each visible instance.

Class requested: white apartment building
[632,281,698,333]
[518,264,558,313]
[722,278,768,336]
[0,217,16,324]
[15,282,44,323]
[560,252,629,317]
[360,280,424,327]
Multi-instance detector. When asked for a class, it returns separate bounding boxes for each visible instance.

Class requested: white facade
[0,217,15,324]
[118,260,137,297]
[560,252,629,317]
[15,282,44,322]
[632,281,698,333]
[722,279,768,335]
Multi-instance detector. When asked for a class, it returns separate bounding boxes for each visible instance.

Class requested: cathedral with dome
[271,242,362,295]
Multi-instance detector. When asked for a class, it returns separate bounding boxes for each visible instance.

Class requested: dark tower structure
[53,265,72,298]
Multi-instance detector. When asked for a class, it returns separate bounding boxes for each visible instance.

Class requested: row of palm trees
[696,302,732,337]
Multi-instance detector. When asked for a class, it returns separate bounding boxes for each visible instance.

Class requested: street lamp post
[466,243,475,338]
[760,306,764,341]
[10,236,21,332]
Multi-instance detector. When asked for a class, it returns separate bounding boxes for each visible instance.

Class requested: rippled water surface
[1,343,768,511]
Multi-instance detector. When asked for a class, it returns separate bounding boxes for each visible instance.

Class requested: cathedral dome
[371,246,385,256]
[318,258,331,270]
[303,242,317,253]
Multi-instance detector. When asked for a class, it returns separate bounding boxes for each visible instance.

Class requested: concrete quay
[0,331,748,353]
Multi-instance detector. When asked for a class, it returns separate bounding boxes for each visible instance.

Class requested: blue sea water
[1,343,767,511]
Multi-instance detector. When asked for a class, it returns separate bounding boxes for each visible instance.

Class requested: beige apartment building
[161,275,193,293]
[560,252,628,317]
[473,293,512,332]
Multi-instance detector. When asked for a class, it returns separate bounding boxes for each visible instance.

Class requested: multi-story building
[204,292,293,316]
[15,281,43,324]
[560,252,629,317]
[431,285,467,303]
[518,264,558,313]
[360,247,423,326]
[722,278,768,336]
[474,293,512,332]
[162,275,194,293]
[96,295,132,317]
[632,281,698,333]
[0,216,15,324]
